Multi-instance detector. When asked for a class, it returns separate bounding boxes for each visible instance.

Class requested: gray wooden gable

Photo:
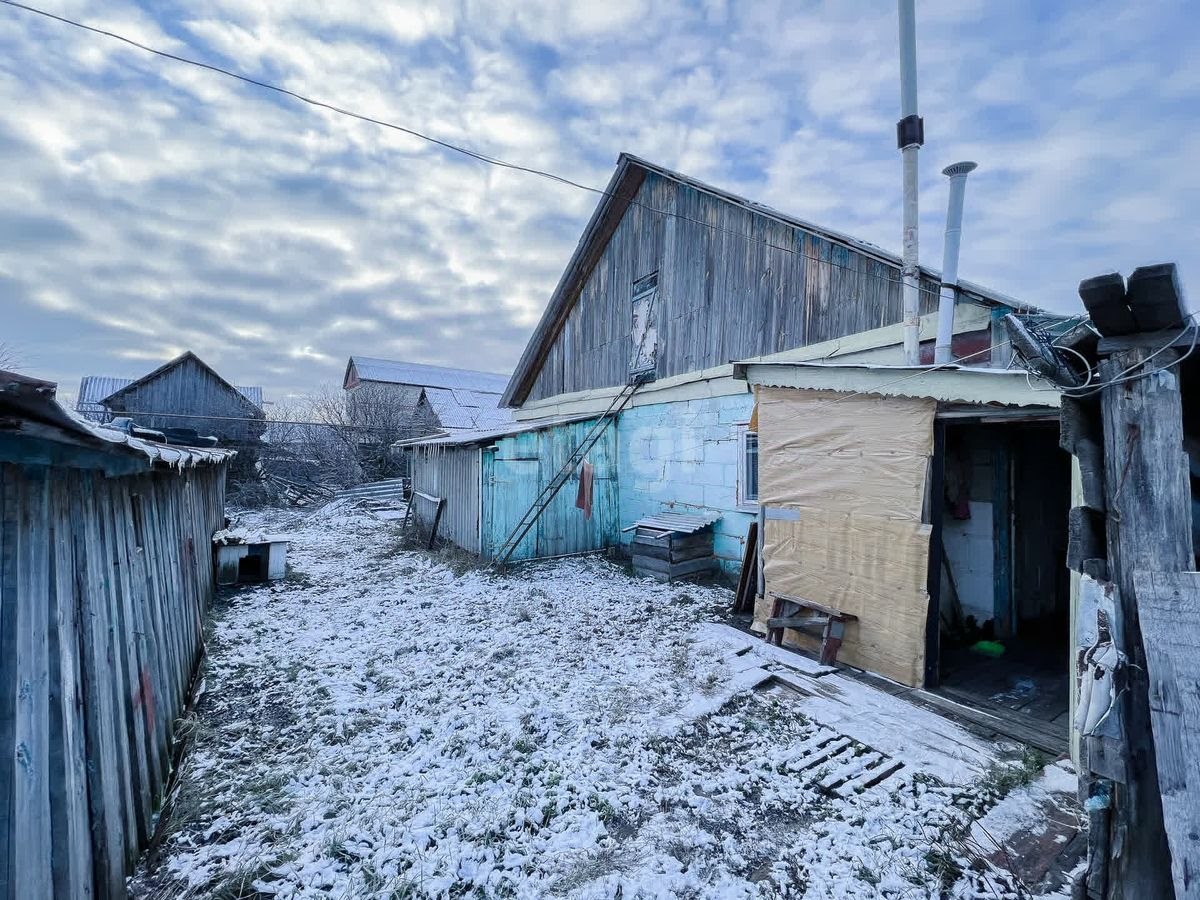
[504,156,1022,408]
[103,351,264,441]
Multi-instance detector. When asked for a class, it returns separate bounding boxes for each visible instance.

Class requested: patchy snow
[130,501,1080,899]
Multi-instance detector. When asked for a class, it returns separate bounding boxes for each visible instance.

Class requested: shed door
[482,440,540,561]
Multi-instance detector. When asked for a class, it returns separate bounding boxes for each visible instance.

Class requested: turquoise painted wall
[480,417,620,561]
[617,393,757,577]
[476,393,757,576]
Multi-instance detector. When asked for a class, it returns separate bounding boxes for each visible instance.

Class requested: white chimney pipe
[897,0,924,366]
[933,161,978,364]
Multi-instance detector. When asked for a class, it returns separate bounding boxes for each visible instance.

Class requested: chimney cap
[942,161,978,177]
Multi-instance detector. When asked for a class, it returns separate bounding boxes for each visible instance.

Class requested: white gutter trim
[512,304,993,421]
[736,362,1060,409]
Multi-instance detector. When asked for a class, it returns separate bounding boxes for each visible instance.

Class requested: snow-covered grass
[130,501,1078,900]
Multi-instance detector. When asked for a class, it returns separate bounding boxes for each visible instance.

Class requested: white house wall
[617,393,757,575]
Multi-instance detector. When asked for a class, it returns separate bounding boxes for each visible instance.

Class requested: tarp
[755,387,936,686]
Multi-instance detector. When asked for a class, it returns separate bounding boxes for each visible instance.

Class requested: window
[629,272,658,378]
[738,426,759,508]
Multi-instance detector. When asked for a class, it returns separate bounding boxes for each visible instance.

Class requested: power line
[5,0,974,304]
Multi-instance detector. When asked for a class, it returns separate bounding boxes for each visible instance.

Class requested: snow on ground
[130,501,1079,900]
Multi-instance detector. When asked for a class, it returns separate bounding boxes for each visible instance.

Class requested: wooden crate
[630,526,714,582]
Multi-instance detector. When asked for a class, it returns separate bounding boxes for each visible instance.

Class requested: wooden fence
[0,459,228,899]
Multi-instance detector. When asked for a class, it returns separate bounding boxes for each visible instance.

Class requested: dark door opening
[929,418,1073,750]
[237,547,269,582]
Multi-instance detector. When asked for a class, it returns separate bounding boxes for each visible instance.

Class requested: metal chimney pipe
[933,161,978,364]
[896,0,924,366]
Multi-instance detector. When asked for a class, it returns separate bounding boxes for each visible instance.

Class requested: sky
[2,0,1198,405]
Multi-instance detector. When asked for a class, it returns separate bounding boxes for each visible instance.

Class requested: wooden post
[992,433,1014,638]
[1099,346,1190,900]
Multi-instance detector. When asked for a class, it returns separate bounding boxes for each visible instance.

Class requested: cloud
[0,0,1197,404]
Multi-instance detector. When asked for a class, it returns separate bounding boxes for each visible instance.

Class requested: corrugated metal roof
[733,360,1061,409]
[2,369,234,470]
[424,386,514,431]
[77,374,263,414]
[395,412,601,449]
[628,512,722,534]
[348,357,510,394]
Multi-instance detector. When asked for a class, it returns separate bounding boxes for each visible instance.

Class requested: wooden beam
[1131,570,1200,900]
[1099,346,1191,900]
[1068,506,1106,572]
[1060,396,1106,511]
[1096,327,1193,355]
[993,434,1014,638]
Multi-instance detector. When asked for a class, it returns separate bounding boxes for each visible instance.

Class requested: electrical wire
[4,0,992,306]
[6,0,1105,424]
[1018,315,1198,398]
[1063,319,1200,399]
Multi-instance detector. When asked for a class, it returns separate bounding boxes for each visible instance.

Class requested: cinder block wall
[617,393,757,577]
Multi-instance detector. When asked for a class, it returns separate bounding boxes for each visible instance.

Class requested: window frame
[736,423,760,511]
[629,272,659,378]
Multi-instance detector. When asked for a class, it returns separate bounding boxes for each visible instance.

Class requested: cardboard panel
[757,387,934,520]
[755,387,936,687]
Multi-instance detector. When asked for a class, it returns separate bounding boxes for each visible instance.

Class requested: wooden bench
[765,593,858,665]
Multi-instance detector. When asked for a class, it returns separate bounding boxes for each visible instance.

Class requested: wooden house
[0,368,232,899]
[86,351,265,445]
[408,154,1035,569]
[405,154,1083,751]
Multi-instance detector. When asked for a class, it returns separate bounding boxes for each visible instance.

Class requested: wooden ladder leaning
[489,376,646,566]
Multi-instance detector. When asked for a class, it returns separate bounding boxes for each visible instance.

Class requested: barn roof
[344,357,510,394]
[77,374,263,417]
[423,387,515,431]
[500,153,1038,408]
[2,369,234,472]
[99,351,265,418]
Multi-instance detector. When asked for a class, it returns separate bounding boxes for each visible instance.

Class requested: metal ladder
[490,377,645,566]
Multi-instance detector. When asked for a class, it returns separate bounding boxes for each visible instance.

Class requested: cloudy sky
[2,0,1197,404]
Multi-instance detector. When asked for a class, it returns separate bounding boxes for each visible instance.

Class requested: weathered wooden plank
[0,440,226,900]
[0,465,18,900]
[1059,396,1106,511]
[114,487,156,832]
[1131,570,1200,900]
[14,466,53,900]
[524,169,953,403]
[72,475,123,900]
[46,475,93,900]
[1068,506,1106,572]
[1099,347,1191,900]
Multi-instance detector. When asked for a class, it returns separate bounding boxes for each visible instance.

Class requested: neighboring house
[0,368,231,898]
[77,374,263,425]
[342,356,513,438]
[407,154,1039,569]
[80,351,265,445]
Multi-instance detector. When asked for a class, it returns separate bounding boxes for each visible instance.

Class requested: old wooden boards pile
[628,512,717,582]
